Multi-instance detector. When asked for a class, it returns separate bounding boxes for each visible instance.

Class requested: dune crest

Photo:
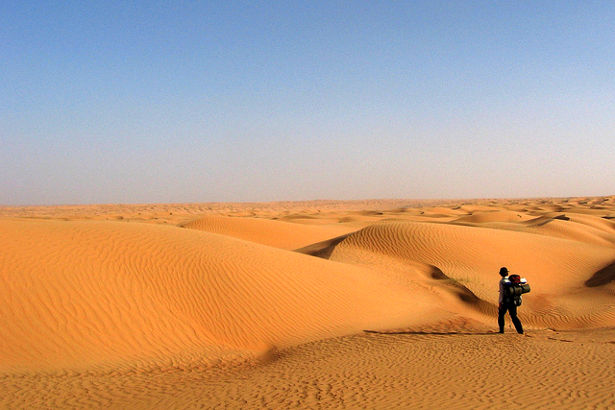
[180,215,354,249]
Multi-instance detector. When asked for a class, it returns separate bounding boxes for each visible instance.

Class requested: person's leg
[508,304,524,334]
[498,305,507,333]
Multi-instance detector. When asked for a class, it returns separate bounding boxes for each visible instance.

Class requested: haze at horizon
[1,1,614,205]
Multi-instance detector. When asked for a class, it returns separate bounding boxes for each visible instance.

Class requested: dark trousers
[498,303,523,334]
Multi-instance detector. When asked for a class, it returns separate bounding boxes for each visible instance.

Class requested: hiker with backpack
[498,267,530,334]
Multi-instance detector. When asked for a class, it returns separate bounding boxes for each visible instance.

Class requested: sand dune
[452,209,532,224]
[180,215,355,249]
[327,220,615,329]
[331,220,614,291]
[0,219,418,372]
[2,196,615,408]
[521,215,615,247]
[452,211,615,247]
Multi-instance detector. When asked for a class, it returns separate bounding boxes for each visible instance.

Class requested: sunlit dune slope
[327,221,615,328]
[451,211,615,247]
[180,215,355,249]
[331,221,614,292]
[452,209,533,224]
[520,214,615,247]
[0,220,417,372]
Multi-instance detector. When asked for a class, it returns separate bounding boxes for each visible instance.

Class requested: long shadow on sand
[363,330,499,336]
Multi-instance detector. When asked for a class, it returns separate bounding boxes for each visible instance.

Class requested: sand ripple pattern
[3,329,615,409]
[329,221,615,328]
[3,197,615,408]
[0,220,415,372]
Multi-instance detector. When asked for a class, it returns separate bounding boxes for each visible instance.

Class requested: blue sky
[1,1,614,205]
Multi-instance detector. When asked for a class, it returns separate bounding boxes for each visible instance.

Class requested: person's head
[499,267,509,277]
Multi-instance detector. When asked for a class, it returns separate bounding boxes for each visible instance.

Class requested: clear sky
[1,1,614,205]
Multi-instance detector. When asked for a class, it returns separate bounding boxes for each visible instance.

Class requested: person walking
[498,267,524,334]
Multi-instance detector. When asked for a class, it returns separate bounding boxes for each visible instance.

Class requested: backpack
[506,274,531,306]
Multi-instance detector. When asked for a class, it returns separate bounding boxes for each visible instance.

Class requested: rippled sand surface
[2,196,614,408]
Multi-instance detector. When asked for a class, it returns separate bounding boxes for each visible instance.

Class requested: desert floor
[1,196,614,408]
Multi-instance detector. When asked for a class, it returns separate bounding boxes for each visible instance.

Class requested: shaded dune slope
[295,234,351,258]
[180,215,354,249]
[585,262,615,287]
[0,220,416,372]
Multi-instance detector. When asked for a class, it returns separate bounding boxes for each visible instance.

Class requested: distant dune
[452,209,532,223]
[180,215,355,249]
[1,196,615,408]
[328,220,615,329]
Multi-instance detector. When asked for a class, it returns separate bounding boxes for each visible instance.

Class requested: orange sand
[1,196,614,408]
